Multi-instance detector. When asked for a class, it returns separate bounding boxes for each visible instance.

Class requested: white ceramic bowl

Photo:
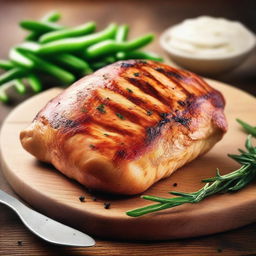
[160,27,256,76]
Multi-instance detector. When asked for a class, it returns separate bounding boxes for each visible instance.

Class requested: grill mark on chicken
[126,77,171,107]
[139,68,183,97]
[104,83,151,119]
[138,72,178,110]
[91,118,137,136]
[154,67,185,80]
[102,101,149,127]
[172,115,191,126]
[163,69,205,96]
[141,66,192,99]
[177,70,211,94]
[146,116,171,144]
[95,88,157,127]
[48,113,79,130]
[112,77,168,114]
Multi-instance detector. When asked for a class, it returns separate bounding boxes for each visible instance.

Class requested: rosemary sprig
[126,123,256,217]
[236,119,256,137]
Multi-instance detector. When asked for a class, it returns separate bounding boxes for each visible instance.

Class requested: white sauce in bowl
[164,16,256,59]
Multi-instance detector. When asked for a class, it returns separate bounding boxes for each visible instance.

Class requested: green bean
[53,53,92,74]
[9,48,35,68]
[25,32,39,41]
[103,56,116,64]
[27,74,42,92]
[0,68,26,85]
[0,90,8,102]
[16,42,41,53]
[20,20,64,33]
[115,25,129,58]
[23,52,75,84]
[14,78,26,94]
[41,11,61,23]
[26,11,61,41]
[90,55,117,71]
[0,60,14,70]
[84,34,154,59]
[25,31,40,41]
[90,61,108,70]
[39,22,96,43]
[115,25,129,42]
[37,23,118,54]
[116,51,163,62]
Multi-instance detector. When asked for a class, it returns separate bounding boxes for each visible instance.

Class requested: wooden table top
[0,0,255,255]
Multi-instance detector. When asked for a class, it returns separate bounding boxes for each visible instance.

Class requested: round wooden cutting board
[1,79,256,241]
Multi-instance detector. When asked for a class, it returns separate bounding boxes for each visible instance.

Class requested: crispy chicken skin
[20,60,227,195]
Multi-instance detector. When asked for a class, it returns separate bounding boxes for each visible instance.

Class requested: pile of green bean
[0,11,163,102]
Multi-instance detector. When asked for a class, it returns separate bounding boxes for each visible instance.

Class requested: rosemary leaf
[237,119,256,137]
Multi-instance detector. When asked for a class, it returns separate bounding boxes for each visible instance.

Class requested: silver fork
[0,189,95,247]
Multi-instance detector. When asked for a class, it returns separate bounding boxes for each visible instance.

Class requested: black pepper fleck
[217,248,223,253]
[17,241,23,246]
[104,202,111,209]
[173,183,178,187]
[178,100,186,107]
[79,196,86,202]
[92,197,97,202]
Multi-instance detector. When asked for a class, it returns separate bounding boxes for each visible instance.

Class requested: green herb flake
[126,88,133,93]
[96,104,106,114]
[116,113,125,120]
[146,110,153,116]
[89,144,96,149]
[104,133,109,137]
[133,72,140,77]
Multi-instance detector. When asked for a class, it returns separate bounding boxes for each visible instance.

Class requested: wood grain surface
[0,0,256,255]
[1,79,256,242]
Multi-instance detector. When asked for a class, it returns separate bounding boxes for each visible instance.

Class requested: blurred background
[0,0,255,95]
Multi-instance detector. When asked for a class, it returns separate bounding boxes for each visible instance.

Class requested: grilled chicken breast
[20,60,227,195]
